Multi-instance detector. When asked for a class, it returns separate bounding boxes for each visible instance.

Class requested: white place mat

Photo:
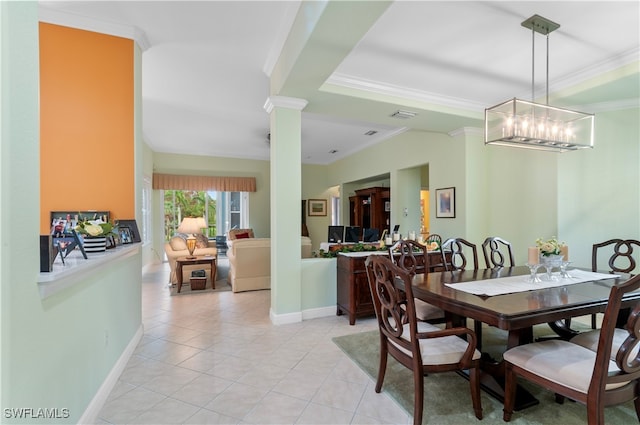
[445,269,618,296]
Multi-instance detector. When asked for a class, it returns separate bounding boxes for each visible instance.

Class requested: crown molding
[448,127,483,138]
[262,2,301,77]
[547,47,639,95]
[326,73,486,112]
[263,96,308,113]
[38,7,150,51]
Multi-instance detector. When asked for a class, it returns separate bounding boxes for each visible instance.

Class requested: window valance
[152,173,256,192]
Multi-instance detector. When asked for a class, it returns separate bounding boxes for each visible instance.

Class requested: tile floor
[96,259,411,424]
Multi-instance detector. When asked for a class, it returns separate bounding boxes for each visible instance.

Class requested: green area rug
[333,324,637,424]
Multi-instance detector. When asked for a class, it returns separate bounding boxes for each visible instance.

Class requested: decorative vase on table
[540,254,563,281]
[83,236,107,253]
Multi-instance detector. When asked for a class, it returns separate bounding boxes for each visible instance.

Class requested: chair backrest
[482,236,515,268]
[365,254,420,357]
[590,273,640,397]
[442,238,479,271]
[388,239,428,275]
[426,233,443,246]
[592,239,640,275]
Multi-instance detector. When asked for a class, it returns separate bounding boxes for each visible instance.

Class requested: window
[331,196,340,225]
[163,190,248,240]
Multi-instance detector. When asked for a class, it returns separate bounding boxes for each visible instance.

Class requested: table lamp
[177,217,207,259]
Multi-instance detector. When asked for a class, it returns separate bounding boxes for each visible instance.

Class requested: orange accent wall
[39,23,134,233]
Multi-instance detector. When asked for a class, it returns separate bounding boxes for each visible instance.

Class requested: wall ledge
[37,244,140,299]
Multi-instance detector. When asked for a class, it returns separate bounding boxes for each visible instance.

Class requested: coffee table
[176,256,217,293]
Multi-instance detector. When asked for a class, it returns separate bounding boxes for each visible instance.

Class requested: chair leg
[413,368,424,425]
[375,336,388,393]
[502,363,516,422]
[469,366,483,420]
[591,313,597,329]
[634,395,640,423]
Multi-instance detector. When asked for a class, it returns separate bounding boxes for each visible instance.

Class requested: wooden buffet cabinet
[349,187,390,238]
[336,250,449,325]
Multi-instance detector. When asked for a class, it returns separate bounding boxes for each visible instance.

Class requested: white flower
[84,224,104,237]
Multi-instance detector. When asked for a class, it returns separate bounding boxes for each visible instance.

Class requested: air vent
[364,130,378,136]
[390,110,417,119]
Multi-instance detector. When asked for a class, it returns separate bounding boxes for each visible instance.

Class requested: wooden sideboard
[336,250,448,325]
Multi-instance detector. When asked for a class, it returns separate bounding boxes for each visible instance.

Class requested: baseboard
[270,308,302,325]
[78,324,143,424]
[270,306,334,324]
[302,305,335,320]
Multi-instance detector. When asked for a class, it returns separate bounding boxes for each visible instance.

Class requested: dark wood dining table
[406,266,639,410]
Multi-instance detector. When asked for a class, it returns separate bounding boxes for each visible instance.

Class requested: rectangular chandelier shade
[485,98,594,152]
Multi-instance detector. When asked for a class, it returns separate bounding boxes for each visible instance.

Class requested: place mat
[445,269,618,296]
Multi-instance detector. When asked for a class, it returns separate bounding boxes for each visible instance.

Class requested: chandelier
[485,15,594,152]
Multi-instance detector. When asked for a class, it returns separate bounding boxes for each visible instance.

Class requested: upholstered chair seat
[504,340,629,394]
[393,321,482,365]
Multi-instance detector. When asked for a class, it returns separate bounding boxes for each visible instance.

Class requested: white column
[264,96,308,324]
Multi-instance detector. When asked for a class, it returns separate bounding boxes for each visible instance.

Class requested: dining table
[404,266,640,410]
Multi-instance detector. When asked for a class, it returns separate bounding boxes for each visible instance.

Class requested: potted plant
[75,219,116,252]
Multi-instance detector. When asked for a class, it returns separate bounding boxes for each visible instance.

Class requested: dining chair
[568,239,640,352]
[425,233,443,246]
[441,238,479,271]
[441,237,482,345]
[388,239,445,323]
[502,273,640,425]
[590,239,640,328]
[481,236,515,268]
[364,255,483,425]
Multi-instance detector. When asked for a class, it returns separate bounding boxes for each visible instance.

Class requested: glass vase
[540,254,563,281]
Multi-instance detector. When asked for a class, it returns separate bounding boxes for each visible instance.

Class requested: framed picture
[117,219,141,243]
[435,187,456,218]
[384,201,391,212]
[106,235,117,249]
[308,199,327,217]
[120,227,133,244]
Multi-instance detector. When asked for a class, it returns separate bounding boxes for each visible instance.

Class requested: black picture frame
[328,225,344,243]
[53,229,87,261]
[345,226,361,243]
[117,219,141,243]
[106,235,116,249]
[119,227,133,244]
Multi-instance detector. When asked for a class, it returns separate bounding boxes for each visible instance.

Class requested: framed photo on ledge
[435,187,456,218]
[308,199,327,217]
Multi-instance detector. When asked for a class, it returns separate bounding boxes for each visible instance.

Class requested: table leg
[458,325,539,411]
[177,262,183,293]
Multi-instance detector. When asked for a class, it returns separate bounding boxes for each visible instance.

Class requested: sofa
[227,228,255,240]
[227,236,312,292]
[164,233,218,284]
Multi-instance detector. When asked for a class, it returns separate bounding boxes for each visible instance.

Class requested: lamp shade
[177,217,206,234]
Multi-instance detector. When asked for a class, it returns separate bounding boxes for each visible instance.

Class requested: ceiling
[38,1,640,165]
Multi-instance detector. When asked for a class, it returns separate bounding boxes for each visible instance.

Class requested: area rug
[333,324,637,424]
[170,279,231,296]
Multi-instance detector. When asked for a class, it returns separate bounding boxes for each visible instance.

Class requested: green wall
[1,3,143,423]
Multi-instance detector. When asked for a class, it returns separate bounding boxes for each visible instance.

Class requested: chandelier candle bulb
[528,247,539,264]
[561,245,569,261]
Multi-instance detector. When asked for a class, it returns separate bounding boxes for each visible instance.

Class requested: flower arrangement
[535,236,565,257]
[75,219,116,238]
